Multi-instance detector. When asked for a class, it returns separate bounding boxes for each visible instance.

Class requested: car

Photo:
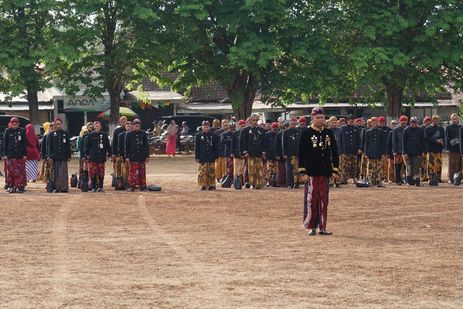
[159,115,215,135]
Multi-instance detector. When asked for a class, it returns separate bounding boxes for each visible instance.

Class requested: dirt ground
[0,156,462,308]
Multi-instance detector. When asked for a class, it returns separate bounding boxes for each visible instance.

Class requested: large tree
[339,0,463,119]
[55,0,166,130]
[259,1,354,107]
[0,0,56,126]
[161,0,294,119]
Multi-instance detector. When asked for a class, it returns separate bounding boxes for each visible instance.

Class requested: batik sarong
[303,176,330,231]
[6,158,26,189]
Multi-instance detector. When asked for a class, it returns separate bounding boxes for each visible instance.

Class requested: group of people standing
[194,107,339,235]
[79,116,149,192]
[1,116,151,193]
[194,114,312,191]
[334,113,463,187]
[194,112,463,192]
[2,117,70,193]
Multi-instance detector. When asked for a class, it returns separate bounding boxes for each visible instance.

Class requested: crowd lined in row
[2,112,462,193]
[194,113,463,190]
[2,117,150,193]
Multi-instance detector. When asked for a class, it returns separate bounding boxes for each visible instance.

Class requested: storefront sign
[63,96,110,112]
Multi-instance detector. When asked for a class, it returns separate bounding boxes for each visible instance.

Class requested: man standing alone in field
[298,107,339,236]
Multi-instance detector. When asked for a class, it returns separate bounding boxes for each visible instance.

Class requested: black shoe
[415,178,421,187]
[17,188,24,193]
[200,186,207,191]
[97,188,105,193]
[208,186,216,191]
[287,185,294,189]
[140,187,148,192]
[308,229,317,236]
[8,187,16,194]
[127,187,135,192]
[92,189,97,192]
[244,183,251,189]
[319,231,333,235]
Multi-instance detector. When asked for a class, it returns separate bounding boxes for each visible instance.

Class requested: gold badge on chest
[311,135,318,148]
[311,133,331,149]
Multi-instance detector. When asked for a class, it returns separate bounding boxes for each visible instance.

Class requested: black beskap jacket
[2,128,27,159]
[47,130,71,161]
[124,130,149,162]
[195,132,217,163]
[403,126,424,156]
[240,126,266,157]
[298,127,339,177]
[85,131,111,163]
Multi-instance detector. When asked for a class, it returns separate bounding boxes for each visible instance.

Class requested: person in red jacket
[25,124,40,182]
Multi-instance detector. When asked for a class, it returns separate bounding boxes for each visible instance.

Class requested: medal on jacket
[18,134,21,141]
[311,135,318,148]
[325,135,331,147]
[252,129,259,141]
[99,134,104,149]
[206,135,213,146]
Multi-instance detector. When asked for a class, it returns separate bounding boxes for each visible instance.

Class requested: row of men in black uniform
[331,113,463,187]
[194,112,463,190]
[194,115,312,190]
[30,118,150,193]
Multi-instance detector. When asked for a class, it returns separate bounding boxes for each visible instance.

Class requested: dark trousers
[405,155,423,183]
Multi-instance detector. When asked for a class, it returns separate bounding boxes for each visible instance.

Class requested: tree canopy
[0,0,57,125]
[338,0,463,118]
[1,0,462,123]
[53,0,170,127]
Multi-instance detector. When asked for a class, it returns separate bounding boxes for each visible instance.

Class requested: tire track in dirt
[49,195,79,307]
[137,195,233,306]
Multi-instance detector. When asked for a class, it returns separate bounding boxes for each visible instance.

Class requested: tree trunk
[108,87,121,136]
[227,74,257,120]
[385,84,403,122]
[27,88,40,131]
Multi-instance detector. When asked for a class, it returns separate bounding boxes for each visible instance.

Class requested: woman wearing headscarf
[165,120,178,156]
[3,121,13,190]
[38,122,52,182]
[77,125,89,188]
[25,124,40,182]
